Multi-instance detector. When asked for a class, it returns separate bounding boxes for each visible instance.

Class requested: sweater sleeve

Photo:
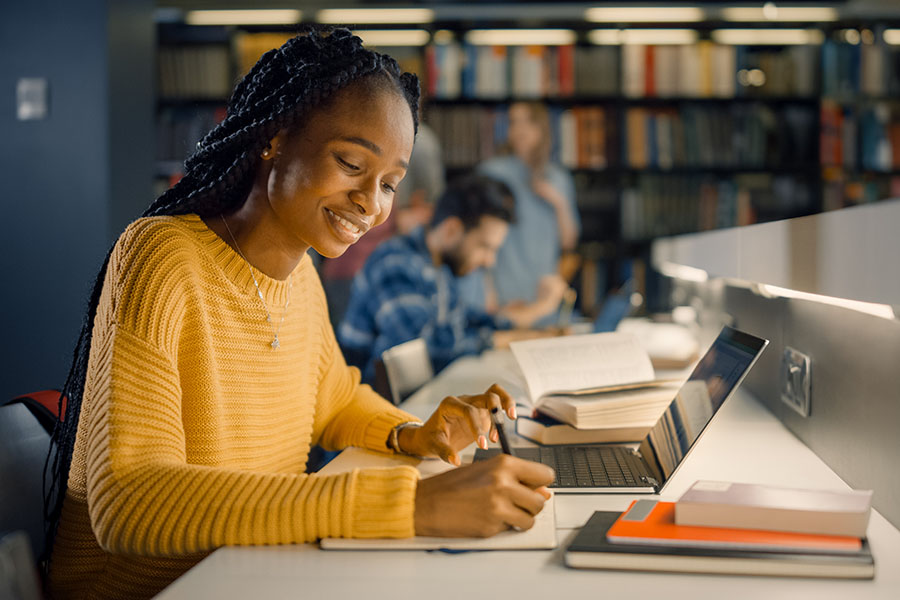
[313,300,421,453]
[83,324,418,556]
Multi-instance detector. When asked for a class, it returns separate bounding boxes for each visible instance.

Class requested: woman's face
[266,81,415,258]
[507,103,542,160]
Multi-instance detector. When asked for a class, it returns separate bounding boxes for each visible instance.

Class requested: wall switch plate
[17,77,49,121]
[781,346,811,417]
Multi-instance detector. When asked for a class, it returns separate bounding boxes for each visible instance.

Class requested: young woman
[45,28,552,599]
[461,101,580,327]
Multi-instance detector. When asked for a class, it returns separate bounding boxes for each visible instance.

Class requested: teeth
[328,209,361,235]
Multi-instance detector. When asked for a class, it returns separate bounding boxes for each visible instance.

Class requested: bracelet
[387,421,424,456]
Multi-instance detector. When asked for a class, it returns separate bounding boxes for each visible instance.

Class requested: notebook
[316,448,558,551]
[565,511,874,579]
[474,325,768,494]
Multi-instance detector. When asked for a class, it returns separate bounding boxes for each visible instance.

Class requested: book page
[510,333,655,403]
[317,448,557,551]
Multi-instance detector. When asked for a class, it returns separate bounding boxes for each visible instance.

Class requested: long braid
[43,25,419,567]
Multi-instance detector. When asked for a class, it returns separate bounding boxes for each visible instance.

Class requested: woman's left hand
[399,383,517,466]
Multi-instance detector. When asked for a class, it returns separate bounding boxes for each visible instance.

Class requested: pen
[490,406,513,455]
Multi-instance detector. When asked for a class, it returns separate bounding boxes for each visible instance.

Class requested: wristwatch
[387,421,424,455]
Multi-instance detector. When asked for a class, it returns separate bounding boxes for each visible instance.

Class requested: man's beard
[441,245,468,277]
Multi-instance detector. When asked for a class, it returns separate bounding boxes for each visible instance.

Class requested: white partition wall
[652,201,900,529]
[652,199,900,308]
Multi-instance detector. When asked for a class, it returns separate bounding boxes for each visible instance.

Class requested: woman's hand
[414,454,554,537]
[535,273,568,312]
[398,384,516,466]
[532,177,567,211]
[532,176,578,252]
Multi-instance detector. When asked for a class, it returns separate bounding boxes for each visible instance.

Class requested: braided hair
[43,25,419,562]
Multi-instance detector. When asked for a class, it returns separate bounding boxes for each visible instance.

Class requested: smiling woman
[44,26,553,600]
[208,77,416,279]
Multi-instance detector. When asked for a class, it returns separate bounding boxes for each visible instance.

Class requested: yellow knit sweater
[48,214,420,599]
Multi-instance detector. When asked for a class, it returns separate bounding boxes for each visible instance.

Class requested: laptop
[593,279,636,333]
[474,326,768,494]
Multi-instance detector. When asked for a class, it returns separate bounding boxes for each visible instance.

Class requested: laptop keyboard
[511,446,640,488]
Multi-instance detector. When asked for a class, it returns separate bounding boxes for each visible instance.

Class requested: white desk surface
[156,351,900,600]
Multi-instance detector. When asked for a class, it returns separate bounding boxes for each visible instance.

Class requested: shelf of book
[153,23,900,306]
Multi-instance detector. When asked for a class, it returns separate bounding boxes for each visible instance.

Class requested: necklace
[221,215,292,350]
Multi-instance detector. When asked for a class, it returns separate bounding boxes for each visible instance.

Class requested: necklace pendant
[271,336,280,350]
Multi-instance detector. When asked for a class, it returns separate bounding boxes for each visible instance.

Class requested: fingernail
[478,434,488,449]
[508,405,517,419]
[490,429,498,442]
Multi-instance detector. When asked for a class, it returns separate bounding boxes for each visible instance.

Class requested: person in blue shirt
[460,101,579,326]
[339,174,560,383]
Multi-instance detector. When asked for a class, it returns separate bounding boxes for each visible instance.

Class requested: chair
[0,391,62,569]
[376,338,433,405]
[0,531,42,600]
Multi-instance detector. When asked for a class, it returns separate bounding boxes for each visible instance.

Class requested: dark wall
[0,0,154,399]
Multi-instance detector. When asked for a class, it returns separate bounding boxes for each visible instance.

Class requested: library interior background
[3,0,900,400]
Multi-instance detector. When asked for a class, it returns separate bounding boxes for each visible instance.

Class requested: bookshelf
[154,19,900,313]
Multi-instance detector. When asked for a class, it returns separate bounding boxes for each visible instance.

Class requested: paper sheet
[317,448,557,551]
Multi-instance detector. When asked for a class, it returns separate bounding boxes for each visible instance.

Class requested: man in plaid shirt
[338,175,517,384]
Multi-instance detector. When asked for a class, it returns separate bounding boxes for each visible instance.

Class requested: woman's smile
[324,207,368,243]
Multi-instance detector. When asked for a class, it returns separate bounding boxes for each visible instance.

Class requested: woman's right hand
[535,273,567,312]
[414,455,554,538]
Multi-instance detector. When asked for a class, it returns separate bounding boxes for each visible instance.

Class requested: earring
[261,144,273,159]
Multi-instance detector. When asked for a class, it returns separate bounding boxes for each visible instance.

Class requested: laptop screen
[639,326,768,488]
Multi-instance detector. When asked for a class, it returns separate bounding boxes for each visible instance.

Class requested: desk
[156,351,900,600]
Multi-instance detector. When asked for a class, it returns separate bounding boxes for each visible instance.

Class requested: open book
[317,448,557,551]
[509,332,681,429]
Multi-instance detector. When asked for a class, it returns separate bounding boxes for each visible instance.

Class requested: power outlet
[780,347,811,417]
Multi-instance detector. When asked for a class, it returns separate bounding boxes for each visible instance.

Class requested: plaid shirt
[338,227,507,384]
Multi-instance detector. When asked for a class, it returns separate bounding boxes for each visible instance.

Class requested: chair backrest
[0,531,42,600]
[0,392,60,563]
[380,338,434,405]
[5,390,65,434]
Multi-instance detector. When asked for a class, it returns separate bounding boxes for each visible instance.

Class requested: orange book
[606,500,862,554]
[644,46,656,97]
[557,45,574,97]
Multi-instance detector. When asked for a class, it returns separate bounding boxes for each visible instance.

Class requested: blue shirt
[459,156,579,309]
[338,227,507,384]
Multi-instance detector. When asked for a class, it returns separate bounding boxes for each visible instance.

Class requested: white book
[318,448,557,550]
[710,44,736,98]
[676,480,874,538]
[654,46,679,98]
[511,46,543,98]
[439,42,462,99]
[537,384,680,430]
[677,44,701,97]
[622,44,645,98]
[511,332,658,400]
[509,333,681,428]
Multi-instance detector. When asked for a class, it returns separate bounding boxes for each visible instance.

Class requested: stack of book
[508,331,692,445]
[565,480,875,578]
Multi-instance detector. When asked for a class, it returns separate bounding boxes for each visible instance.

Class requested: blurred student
[392,121,445,234]
[461,101,579,325]
[339,174,560,383]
